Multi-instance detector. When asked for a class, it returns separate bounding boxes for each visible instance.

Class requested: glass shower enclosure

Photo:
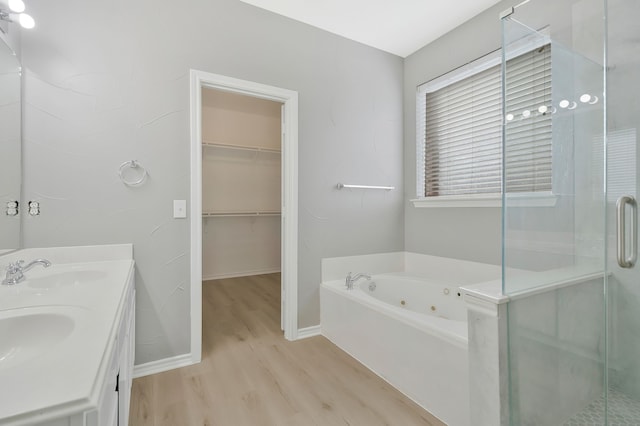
[501,0,640,424]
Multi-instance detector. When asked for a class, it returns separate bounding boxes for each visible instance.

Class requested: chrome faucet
[345,272,371,290]
[2,259,52,285]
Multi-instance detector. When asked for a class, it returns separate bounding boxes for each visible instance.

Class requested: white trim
[189,71,203,364]
[190,70,300,366]
[203,268,281,282]
[132,353,193,378]
[418,49,502,94]
[411,192,557,208]
[297,325,321,339]
[415,88,426,199]
[418,27,551,93]
[281,87,300,341]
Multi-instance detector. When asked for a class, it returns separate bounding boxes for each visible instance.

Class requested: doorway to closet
[201,89,282,281]
[189,70,299,364]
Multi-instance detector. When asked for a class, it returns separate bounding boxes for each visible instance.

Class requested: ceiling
[239,0,504,58]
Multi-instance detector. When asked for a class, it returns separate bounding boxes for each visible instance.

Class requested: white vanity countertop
[0,245,134,425]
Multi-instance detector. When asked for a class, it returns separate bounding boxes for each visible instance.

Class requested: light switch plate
[173,200,187,218]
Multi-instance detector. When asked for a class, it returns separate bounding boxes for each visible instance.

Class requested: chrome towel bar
[337,183,394,191]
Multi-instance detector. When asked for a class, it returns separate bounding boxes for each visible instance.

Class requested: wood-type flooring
[129,273,444,426]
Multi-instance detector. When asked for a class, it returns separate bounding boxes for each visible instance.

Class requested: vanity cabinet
[0,245,136,426]
[117,285,136,426]
[35,266,135,426]
[90,279,136,426]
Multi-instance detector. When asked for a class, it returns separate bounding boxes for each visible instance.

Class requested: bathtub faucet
[345,272,371,290]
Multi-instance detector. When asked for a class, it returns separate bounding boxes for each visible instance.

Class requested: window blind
[418,44,552,198]
[504,44,552,193]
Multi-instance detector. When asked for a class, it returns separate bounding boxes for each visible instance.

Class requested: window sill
[411,193,558,208]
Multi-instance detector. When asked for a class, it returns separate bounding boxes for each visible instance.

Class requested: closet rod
[202,141,281,154]
[202,211,281,218]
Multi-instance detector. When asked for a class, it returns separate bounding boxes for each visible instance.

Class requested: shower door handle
[616,195,637,268]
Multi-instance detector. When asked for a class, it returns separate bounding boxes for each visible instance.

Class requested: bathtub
[321,272,470,426]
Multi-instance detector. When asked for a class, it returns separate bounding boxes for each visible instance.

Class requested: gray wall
[20,0,404,364]
[403,2,509,265]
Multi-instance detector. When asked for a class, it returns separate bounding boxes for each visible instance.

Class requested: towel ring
[118,160,148,186]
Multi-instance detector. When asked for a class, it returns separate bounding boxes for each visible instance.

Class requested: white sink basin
[0,306,80,370]
[26,269,107,289]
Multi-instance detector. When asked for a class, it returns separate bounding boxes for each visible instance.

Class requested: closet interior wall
[201,88,282,280]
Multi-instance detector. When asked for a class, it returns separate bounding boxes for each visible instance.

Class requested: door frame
[189,69,299,363]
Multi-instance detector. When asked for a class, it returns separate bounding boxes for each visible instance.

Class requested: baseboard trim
[296,325,321,339]
[133,353,194,378]
[203,268,281,281]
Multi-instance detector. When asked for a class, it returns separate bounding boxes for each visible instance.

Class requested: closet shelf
[202,210,281,218]
[202,140,281,154]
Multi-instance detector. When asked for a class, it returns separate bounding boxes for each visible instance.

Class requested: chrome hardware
[345,272,371,290]
[337,183,394,191]
[616,195,637,268]
[499,0,531,19]
[2,259,52,285]
[118,160,148,186]
[499,6,515,19]
[368,281,376,291]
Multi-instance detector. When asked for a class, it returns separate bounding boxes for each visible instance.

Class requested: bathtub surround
[321,251,608,425]
[321,251,502,284]
[465,298,509,425]
[322,278,468,425]
[321,251,504,426]
[462,273,608,425]
[20,0,404,366]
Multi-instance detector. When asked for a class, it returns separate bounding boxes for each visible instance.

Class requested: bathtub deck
[129,273,444,426]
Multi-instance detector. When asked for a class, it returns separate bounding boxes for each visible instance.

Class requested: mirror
[0,34,21,253]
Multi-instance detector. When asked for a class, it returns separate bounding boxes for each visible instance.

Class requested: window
[415,44,552,205]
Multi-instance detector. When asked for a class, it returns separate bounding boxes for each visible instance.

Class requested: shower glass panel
[501,2,607,424]
[605,0,640,423]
